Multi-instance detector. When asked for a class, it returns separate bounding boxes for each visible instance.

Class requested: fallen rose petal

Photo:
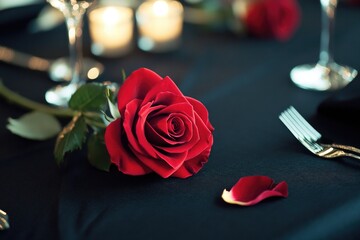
[222,176,288,206]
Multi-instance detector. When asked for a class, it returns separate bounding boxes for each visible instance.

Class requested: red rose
[105,68,214,178]
[245,0,301,41]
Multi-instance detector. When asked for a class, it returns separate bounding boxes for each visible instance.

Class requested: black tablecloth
[1,1,360,239]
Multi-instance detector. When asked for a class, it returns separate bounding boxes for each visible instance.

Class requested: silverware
[279,106,360,160]
[0,45,104,82]
[0,209,9,230]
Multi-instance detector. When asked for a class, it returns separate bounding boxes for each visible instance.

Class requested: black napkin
[0,3,44,33]
[318,77,360,122]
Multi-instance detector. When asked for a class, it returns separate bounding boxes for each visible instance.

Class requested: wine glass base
[45,84,78,107]
[290,63,358,91]
[49,57,104,82]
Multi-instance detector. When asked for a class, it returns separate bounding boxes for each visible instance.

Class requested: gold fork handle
[343,152,360,160]
[0,209,9,230]
[323,143,360,155]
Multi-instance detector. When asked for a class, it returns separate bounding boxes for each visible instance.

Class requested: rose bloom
[105,68,214,178]
[244,0,301,41]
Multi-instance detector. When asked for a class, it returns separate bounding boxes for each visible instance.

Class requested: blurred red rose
[347,0,360,6]
[105,68,214,178]
[244,0,301,41]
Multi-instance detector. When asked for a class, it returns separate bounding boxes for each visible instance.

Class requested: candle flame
[153,0,169,17]
[103,7,120,23]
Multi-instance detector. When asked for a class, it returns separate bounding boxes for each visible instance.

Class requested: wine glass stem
[319,0,337,66]
[65,13,84,86]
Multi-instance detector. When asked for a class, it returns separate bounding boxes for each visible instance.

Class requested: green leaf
[84,114,107,130]
[68,83,107,111]
[105,85,116,101]
[6,111,61,140]
[87,132,111,172]
[106,89,120,120]
[54,114,87,165]
[101,110,115,124]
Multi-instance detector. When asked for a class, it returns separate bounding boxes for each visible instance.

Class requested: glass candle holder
[136,0,184,53]
[88,5,134,57]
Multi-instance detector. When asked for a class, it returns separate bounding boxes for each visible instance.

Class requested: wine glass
[290,0,357,91]
[45,0,95,106]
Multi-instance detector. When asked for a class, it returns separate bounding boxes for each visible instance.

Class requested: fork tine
[288,106,321,140]
[279,112,319,152]
[284,108,318,142]
[279,108,324,153]
[279,111,306,140]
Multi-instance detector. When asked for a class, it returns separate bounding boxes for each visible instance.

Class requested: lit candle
[88,5,134,57]
[136,0,184,52]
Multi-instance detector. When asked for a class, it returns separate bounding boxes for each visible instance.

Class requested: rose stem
[0,80,75,117]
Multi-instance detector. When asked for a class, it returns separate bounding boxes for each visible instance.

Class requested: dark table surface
[1,1,360,239]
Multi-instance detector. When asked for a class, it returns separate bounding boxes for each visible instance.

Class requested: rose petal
[123,99,151,156]
[267,0,300,40]
[156,102,194,123]
[171,143,212,178]
[118,68,162,114]
[246,3,269,38]
[142,76,184,105]
[134,101,162,158]
[168,116,185,137]
[145,122,180,146]
[222,176,288,206]
[153,91,190,108]
[186,97,214,132]
[186,112,212,160]
[150,103,195,145]
[105,119,152,175]
[135,154,185,178]
[245,0,300,41]
[148,112,194,145]
[152,150,188,170]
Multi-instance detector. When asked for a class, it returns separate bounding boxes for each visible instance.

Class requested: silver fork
[0,209,9,230]
[279,106,360,160]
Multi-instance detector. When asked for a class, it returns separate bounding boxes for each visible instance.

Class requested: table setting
[0,0,360,239]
